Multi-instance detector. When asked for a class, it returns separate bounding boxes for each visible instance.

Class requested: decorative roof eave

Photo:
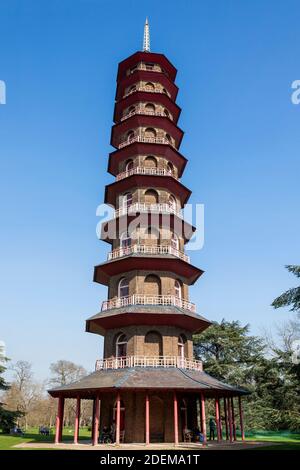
[113,91,181,124]
[110,114,184,149]
[108,142,187,177]
[115,70,179,101]
[93,255,204,286]
[117,51,177,82]
[48,368,250,399]
[100,213,196,244]
[104,175,191,207]
[86,305,211,336]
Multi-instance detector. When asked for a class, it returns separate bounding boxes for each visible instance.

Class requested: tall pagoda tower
[49,21,247,446]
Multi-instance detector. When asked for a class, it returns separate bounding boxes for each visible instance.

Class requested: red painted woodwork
[173,392,179,445]
[215,397,221,441]
[74,396,81,444]
[92,395,100,446]
[117,51,177,82]
[231,396,237,441]
[55,396,64,444]
[239,396,245,441]
[200,393,207,445]
[93,256,203,286]
[224,397,229,440]
[145,394,150,445]
[116,393,121,445]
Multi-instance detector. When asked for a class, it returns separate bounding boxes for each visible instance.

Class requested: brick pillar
[145,393,150,445]
[173,392,179,445]
[74,396,81,444]
[92,395,100,446]
[55,396,64,444]
[200,393,207,446]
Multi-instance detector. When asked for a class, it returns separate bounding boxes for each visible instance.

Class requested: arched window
[178,335,186,358]
[144,156,157,168]
[116,333,127,358]
[165,133,172,143]
[145,82,155,91]
[118,278,129,298]
[171,233,179,251]
[145,103,155,114]
[145,331,163,356]
[175,279,182,299]
[145,189,159,205]
[122,192,132,208]
[126,130,135,141]
[125,159,134,172]
[144,127,156,139]
[167,162,175,176]
[120,231,131,252]
[164,108,169,117]
[168,195,177,211]
[144,274,161,296]
[128,105,136,115]
[128,84,136,93]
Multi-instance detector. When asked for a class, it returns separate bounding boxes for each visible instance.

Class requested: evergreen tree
[272,265,300,312]
[0,347,22,433]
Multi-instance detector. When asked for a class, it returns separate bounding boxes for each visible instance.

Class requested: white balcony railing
[124,86,170,99]
[114,202,182,219]
[95,355,203,372]
[101,294,196,313]
[121,107,173,122]
[116,166,174,181]
[107,244,190,263]
[118,135,176,149]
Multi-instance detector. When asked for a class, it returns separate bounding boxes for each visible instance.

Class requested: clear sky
[0,0,299,381]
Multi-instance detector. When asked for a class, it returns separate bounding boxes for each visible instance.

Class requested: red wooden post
[92,395,100,446]
[231,397,237,441]
[74,396,81,444]
[116,392,121,445]
[55,396,64,444]
[145,393,150,445]
[218,398,223,440]
[228,398,233,443]
[215,397,221,441]
[224,397,229,440]
[200,393,207,446]
[238,396,245,441]
[173,392,179,445]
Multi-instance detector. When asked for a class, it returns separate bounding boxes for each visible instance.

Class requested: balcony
[120,107,173,122]
[130,63,162,74]
[116,166,175,181]
[95,355,203,372]
[101,294,196,313]
[119,135,176,150]
[124,86,170,99]
[107,244,190,263]
[114,202,182,219]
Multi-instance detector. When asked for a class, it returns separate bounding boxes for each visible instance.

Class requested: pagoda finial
[143,17,150,52]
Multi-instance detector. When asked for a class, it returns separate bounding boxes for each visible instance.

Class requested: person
[209,417,216,440]
[193,427,204,443]
[110,420,116,442]
[99,424,110,443]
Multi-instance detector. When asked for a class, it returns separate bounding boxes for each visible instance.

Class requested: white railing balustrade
[116,166,174,181]
[95,355,203,372]
[114,202,182,219]
[121,107,173,122]
[107,244,190,263]
[118,135,176,149]
[101,294,196,313]
[124,86,170,99]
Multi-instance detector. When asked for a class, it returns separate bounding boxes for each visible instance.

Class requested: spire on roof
[143,17,150,52]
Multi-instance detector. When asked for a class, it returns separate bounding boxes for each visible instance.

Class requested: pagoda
[49,20,247,446]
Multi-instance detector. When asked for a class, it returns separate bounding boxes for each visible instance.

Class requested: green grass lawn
[0,428,299,450]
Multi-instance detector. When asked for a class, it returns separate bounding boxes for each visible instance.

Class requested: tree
[49,360,87,387]
[272,265,300,313]
[0,347,22,433]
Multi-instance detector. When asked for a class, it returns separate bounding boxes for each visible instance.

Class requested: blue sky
[0,0,299,380]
